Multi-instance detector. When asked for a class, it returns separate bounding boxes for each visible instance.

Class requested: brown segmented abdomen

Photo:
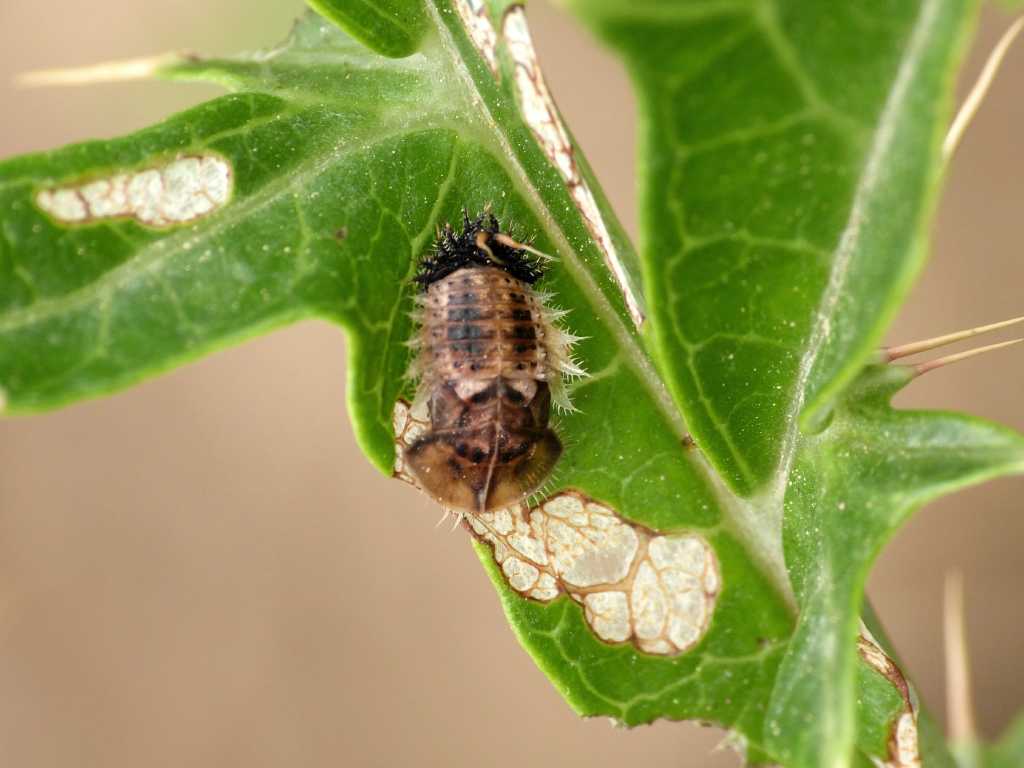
[422,266,548,383]
[406,265,563,513]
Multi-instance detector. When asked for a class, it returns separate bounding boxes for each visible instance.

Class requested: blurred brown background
[0,2,1022,766]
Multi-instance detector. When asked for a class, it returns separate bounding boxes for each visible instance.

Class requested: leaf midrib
[758,2,955,763]
[754,0,947,574]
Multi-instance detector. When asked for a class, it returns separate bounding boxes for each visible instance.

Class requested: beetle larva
[404,210,581,513]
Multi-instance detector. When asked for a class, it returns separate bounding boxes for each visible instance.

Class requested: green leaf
[306,0,428,57]
[566,0,978,496]
[768,365,1024,767]
[555,1,1024,765]
[0,3,801,754]
[2,2,1023,767]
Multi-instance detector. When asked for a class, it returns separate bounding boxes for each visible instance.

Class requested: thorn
[945,16,1024,158]
[944,571,977,746]
[911,338,1023,376]
[15,52,185,88]
[883,315,1024,361]
[434,508,451,529]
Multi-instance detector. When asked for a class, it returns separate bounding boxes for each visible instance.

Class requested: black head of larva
[414,209,543,290]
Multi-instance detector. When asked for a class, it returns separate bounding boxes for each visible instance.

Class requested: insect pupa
[403,210,582,513]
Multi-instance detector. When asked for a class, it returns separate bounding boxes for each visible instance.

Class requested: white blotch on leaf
[857,625,921,768]
[35,154,232,227]
[584,592,632,643]
[453,0,499,75]
[502,556,540,592]
[501,7,645,328]
[894,713,920,768]
[393,401,719,655]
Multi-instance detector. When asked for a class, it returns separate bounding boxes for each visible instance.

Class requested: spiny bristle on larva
[545,323,587,356]
[558,358,587,379]
[541,305,571,323]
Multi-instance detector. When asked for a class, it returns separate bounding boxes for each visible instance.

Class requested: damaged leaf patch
[35,154,231,227]
[500,6,645,328]
[398,397,720,655]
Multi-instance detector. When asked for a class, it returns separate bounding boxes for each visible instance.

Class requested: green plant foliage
[306,0,428,56]
[565,0,977,497]
[772,365,1024,766]
[0,2,1021,767]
